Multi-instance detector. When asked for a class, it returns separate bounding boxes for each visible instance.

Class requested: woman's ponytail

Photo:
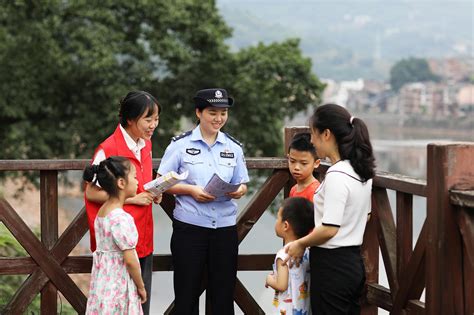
[310,104,376,182]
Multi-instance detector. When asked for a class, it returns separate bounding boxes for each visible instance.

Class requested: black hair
[281,197,315,238]
[309,104,376,182]
[288,132,317,158]
[119,91,161,128]
[83,156,131,198]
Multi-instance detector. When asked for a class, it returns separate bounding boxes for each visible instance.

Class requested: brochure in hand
[144,170,188,196]
[204,173,241,201]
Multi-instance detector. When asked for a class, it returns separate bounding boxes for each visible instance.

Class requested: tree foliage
[389,57,439,91]
[0,1,323,160]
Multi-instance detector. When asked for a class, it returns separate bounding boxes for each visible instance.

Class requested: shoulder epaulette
[224,132,243,147]
[172,130,192,142]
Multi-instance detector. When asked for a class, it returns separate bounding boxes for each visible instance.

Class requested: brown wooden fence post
[360,197,379,315]
[40,170,58,314]
[426,143,473,315]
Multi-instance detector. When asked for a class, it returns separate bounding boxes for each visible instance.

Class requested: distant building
[321,78,364,107]
[398,81,461,118]
[428,58,473,82]
[456,84,474,114]
[322,60,472,120]
[322,78,391,112]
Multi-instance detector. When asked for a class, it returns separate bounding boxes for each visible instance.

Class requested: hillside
[218,0,473,80]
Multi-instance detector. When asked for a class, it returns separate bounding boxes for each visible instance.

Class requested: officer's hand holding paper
[144,170,189,196]
[204,173,241,201]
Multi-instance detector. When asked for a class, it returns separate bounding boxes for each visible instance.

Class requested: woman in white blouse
[285,104,376,315]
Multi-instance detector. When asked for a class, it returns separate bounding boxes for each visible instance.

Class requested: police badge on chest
[186,148,201,155]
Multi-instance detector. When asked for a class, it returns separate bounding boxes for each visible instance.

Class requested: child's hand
[138,287,147,304]
[189,186,216,203]
[265,273,275,288]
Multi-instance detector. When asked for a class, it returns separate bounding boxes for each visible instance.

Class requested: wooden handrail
[450,189,474,208]
[0,140,472,314]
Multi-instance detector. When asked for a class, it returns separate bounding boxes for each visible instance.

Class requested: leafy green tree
[226,39,323,156]
[389,57,439,91]
[0,1,323,160]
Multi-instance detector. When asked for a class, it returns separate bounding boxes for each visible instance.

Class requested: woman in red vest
[84,91,161,315]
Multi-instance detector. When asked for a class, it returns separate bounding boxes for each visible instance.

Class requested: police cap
[193,88,234,109]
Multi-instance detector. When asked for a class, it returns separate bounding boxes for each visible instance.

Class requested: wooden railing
[0,128,472,315]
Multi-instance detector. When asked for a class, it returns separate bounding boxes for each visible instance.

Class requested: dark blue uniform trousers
[171,219,238,315]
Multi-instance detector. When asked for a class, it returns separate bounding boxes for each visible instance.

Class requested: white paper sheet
[204,173,240,201]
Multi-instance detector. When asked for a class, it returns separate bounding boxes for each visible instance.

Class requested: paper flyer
[204,173,240,201]
[144,170,188,196]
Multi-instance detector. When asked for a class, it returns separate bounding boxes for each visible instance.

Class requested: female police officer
[158,88,249,314]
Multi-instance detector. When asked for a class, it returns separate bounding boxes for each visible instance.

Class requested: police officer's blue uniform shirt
[158,126,250,229]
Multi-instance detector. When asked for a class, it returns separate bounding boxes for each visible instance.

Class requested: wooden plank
[4,271,54,315]
[159,193,175,220]
[237,170,290,243]
[1,254,275,275]
[40,170,58,314]
[450,189,474,208]
[373,171,427,197]
[3,208,87,313]
[361,205,379,315]
[396,191,413,282]
[163,301,175,315]
[457,209,474,269]
[236,254,274,271]
[391,223,427,314]
[458,209,474,315]
[406,300,426,315]
[0,158,287,171]
[0,157,289,171]
[463,235,474,315]
[0,159,89,170]
[0,257,38,274]
[426,144,472,315]
[372,187,399,296]
[234,278,265,315]
[244,157,288,170]
[0,202,88,314]
[40,171,58,248]
[366,283,392,311]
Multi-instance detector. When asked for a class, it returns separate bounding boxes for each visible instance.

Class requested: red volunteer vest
[85,125,154,258]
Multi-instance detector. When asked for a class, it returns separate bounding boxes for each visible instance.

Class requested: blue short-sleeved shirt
[158,126,250,229]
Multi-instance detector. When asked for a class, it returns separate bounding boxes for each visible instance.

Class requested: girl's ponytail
[83,164,99,183]
[83,156,131,197]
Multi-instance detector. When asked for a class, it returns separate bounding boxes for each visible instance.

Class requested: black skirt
[310,246,366,315]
